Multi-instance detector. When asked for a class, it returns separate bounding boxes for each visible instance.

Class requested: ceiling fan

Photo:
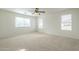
[33,8,45,15]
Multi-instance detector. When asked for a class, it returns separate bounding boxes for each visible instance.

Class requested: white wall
[38,9,79,39]
[0,10,37,39]
[0,9,79,39]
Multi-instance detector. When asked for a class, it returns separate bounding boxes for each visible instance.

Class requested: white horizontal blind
[61,14,72,31]
[38,18,43,29]
[15,17,31,27]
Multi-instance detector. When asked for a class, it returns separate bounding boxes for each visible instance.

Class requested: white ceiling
[1,8,67,16]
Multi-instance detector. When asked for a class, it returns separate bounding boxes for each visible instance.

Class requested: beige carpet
[0,32,79,51]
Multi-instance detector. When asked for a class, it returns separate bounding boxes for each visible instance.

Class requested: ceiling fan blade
[38,11,45,13]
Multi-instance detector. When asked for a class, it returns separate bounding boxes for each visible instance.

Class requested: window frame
[61,14,72,31]
[15,17,31,28]
[38,18,43,29]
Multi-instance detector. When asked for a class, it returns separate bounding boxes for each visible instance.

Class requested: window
[61,14,72,31]
[15,17,31,27]
[38,18,43,29]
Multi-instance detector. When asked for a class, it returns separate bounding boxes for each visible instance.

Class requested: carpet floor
[0,32,79,51]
